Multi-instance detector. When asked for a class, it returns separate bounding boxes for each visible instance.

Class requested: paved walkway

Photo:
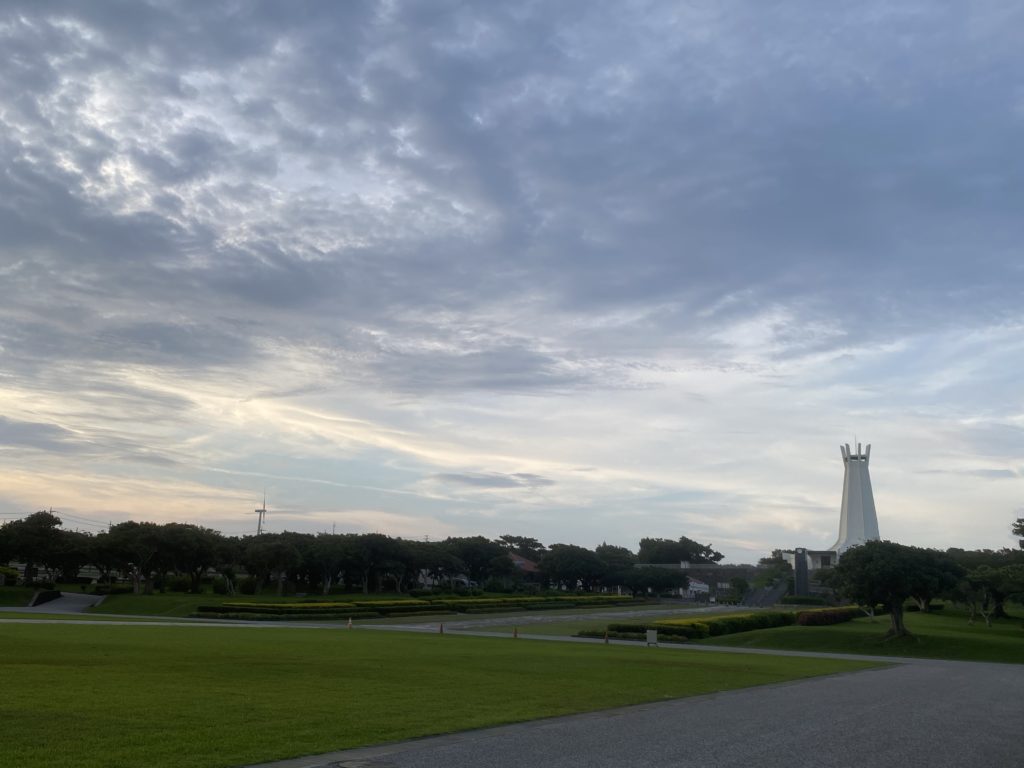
[245,655,1024,768]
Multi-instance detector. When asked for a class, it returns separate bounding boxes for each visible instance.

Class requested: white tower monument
[831,443,880,555]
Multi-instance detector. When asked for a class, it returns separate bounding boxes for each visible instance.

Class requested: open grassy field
[0,585,34,606]
[699,608,1024,663]
[1,623,879,768]
[0,611,184,621]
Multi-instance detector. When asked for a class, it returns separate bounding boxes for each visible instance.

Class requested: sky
[1,1,1022,563]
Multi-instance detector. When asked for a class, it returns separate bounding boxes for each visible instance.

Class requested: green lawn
[1,623,879,768]
[0,585,34,606]
[0,612,184,621]
[700,608,1024,663]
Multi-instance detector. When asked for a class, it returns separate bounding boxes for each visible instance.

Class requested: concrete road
[249,657,1024,768]
[0,590,106,613]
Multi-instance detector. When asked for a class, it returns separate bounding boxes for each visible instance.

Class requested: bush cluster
[657,611,797,637]
[193,594,637,620]
[780,595,828,606]
[794,606,863,625]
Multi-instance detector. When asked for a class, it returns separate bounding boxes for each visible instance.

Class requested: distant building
[785,442,881,594]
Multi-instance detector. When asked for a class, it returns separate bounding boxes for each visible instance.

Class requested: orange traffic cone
[347,617,353,629]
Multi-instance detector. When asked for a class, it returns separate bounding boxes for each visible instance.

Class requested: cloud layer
[1,1,1022,558]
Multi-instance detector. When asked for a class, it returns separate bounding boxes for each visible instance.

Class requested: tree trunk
[887,601,908,637]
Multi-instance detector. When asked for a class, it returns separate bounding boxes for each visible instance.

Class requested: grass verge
[0,585,34,606]
[699,608,1024,663]
[2,623,879,768]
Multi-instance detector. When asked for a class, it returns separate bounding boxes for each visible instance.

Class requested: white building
[785,442,882,584]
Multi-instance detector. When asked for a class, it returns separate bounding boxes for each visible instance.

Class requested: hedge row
[601,606,869,641]
[576,629,689,644]
[195,594,637,620]
[192,611,381,621]
[780,595,829,606]
[795,606,863,625]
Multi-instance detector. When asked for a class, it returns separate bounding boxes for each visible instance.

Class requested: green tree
[242,535,301,595]
[593,544,637,590]
[618,566,688,597]
[944,547,1024,617]
[754,549,793,587]
[827,540,920,637]
[729,576,751,601]
[539,544,605,591]
[51,529,93,583]
[1012,518,1024,540]
[907,548,963,611]
[443,536,508,585]
[161,523,223,593]
[311,534,349,595]
[638,536,724,564]
[103,521,165,594]
[0,511,64,584]
[497,535,547,561]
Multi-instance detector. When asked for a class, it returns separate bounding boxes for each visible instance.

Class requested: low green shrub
[166,575,192,593]
[781,595,828,606]
[794,606,863,625]
[656,611,795,637]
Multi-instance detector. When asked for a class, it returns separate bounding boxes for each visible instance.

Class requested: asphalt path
[247,655,1023,768]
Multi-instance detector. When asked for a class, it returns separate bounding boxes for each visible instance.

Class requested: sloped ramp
[25,591,105,612]
[740,580,789,608]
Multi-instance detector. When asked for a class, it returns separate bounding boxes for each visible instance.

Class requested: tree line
[825,535,1024,637]
[0,511,729,596]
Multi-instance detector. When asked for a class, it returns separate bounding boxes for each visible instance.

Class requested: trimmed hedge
[576,629,689,644]
[654,611,797,637]
[592,606,875,642]
[192,611,380,621]
[794,606,862,625]
[194,594,638,620]
[781,595,828,606]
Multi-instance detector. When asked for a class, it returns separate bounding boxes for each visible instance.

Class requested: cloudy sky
[1,1,1022,562]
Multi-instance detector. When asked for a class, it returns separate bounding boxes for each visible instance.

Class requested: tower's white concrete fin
[831,441,880,556]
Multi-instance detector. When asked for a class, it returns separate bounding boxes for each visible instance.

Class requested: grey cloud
[367,344,583,394]
[434,472,556,489]
[966,469,1018,479]
[0,416,83,453]
[2,0,1024,405]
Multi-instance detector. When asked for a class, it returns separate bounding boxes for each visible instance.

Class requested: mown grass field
[699,608,1024,663]
[0,585,35,606]
[1,623,879,768]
